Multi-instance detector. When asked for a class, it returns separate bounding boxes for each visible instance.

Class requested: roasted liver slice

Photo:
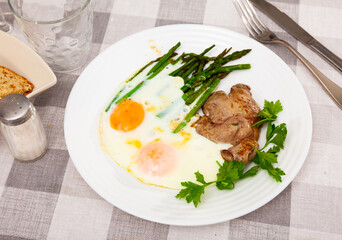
[203,84,260,125]
[195,83,261,164]
[195,115,253,145]
[220,138,259,164]
[202,90,233,124]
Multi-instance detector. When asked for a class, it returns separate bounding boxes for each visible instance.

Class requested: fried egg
[99,62,230,189]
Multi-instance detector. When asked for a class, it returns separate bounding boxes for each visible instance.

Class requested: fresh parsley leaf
[266,167,285,182]
[176,172,214,207]
[176,181,206,207]
[216,161,242,190]
[254,149,278,165]
[262,122,287,150]
[269,123,287,149]
[216,161,242,182]
[240,166,259,179]
[177,160,260,206]
[253,149,286,182]
[251,99,286,182]
[258,100,283,120]
[267,145,281,154]
[216,179,235,190]
[253,100,283,127]
[266,122,276,141]
[195,171,208,185]
[216,160,259,190]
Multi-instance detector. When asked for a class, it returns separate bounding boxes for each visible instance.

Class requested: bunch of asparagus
[106,42,251,133]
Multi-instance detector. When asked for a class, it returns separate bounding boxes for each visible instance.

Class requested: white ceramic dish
[64,24,312,226]
[0,31,56,99]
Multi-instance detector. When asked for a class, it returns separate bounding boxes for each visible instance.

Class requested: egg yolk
[138,142,178,176]
[110,99,145,132]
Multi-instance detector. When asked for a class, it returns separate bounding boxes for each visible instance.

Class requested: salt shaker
[0,94,47,162]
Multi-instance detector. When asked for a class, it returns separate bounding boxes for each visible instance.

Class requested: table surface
[1,0,342,239]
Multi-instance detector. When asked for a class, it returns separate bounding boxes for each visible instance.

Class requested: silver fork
[233,0,342,110]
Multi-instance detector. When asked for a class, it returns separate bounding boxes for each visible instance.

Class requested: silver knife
[250,0,342,73]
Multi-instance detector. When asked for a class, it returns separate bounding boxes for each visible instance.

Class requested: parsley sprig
[176,161,259,207]
[176,99,287,207]
[252,100,287,182]
[252,100,283,127]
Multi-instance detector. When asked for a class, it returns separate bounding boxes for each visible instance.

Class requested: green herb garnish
[252,100,287,182]
[252,100,283,127]
[176,99,287,207]
[176,161,258,207]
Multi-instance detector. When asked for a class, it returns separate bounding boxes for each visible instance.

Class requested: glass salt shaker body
[0,94,47,162]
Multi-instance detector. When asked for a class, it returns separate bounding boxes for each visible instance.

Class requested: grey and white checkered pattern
[0,0,341,239]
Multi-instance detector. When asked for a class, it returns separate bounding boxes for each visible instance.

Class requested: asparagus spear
[147,42,181,75]
[196,48,251,76]
[147,59,172,80]
[204,49,251,73]
[181,62,199,81]
[115,81,144,104]
[113,43,180,105]
[173,78,221,133]
[105,87,125,112]
[131,57,161,80]
[169,44,215,76]
[181,63,250,92]
[221,49,251,64]
[182,87,195,100]
[184,77,215,105]
[172,53,184,65]
[105,57,162,111]
[115,59,173,104]
[195,60,207,76]
[180,49,229,92]
[180,49,251,92]
[183,69,234,105]
[204,64,251,76]
[182,54,216,61]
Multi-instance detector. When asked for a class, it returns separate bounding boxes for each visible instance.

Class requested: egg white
[99,62,231,189]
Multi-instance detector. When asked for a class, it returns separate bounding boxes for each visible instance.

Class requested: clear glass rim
[8,0,91,25]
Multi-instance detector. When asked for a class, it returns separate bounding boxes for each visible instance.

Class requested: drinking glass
[8,0,93,72]
[0,7,12,32]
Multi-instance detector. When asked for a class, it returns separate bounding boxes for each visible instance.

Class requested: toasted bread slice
[0,66,34,100]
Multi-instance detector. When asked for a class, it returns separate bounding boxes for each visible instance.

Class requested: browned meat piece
[252,126,260,141]
[226,84,261,125]
[202,91,232,124]
[194,115,253,145]
[202,84,260,125]
[195,83,262,164]
[220,138,258,164]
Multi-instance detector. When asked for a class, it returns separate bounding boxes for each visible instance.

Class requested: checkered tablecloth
[1,0,341,239]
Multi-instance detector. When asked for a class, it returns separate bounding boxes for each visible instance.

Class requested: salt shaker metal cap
[0,94,32,126]
[0,94,48,162]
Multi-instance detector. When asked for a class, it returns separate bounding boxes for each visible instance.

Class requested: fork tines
[233,0,268,37]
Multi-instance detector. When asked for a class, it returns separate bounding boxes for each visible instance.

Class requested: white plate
[64,24,312,226]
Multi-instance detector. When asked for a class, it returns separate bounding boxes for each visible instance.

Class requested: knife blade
[250,0,342,73]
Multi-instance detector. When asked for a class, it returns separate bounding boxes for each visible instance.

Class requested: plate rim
[64,24,312,226]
